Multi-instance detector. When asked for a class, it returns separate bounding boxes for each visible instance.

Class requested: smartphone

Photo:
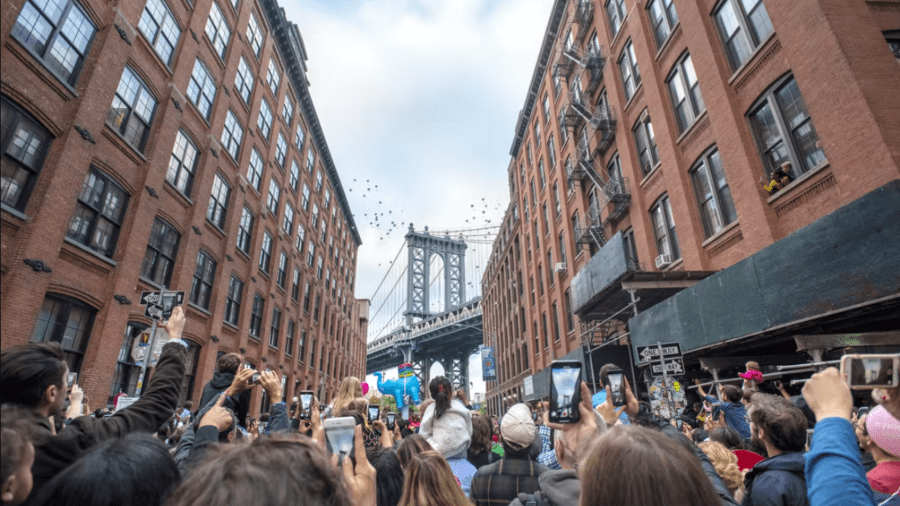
[299,391,314,420]
[248,373,261,385]
[606,367,626,407]
[67,372,77,388]
[367,404,380,423]
[857,406,870,418]
[324,417,356,464]
[386,412,396,430]
[676,418,684,431]
[549,360,582,424]
[532,412,538,422]
[841,354,899,389]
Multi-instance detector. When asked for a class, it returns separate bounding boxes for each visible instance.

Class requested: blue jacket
[742,452,809,506]
[805,417,877,506]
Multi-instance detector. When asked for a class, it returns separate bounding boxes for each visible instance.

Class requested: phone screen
[386,413,396,430]
[845,356,898,389]
[676,418,684,430]
[67,372,77,388]
[368,405,380,423]
[607,369,625,407]
[549,361,582,424]
[300,392,313,420]
[325,417,356,464]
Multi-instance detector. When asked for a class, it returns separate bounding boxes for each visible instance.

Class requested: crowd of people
[0,309,897,505]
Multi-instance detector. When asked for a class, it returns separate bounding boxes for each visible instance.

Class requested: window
[246,12,264,57]
[303,282,311,313]
[534,121,541,148]
[324,188,332,210]
[289,159,300,193]
[548,135,557,168]
[141,218,180,286]
[316,256,323,279]
[291,268,301,301]
[224,275,243,325]
[311,203,320,229]
[12,0,96,85]
[166,130,199,196]
[275,133,287,167]
[1,98,54,211]
[221,110,243,159]
[283,94,294,124]
[552,302,561,341]
[30,294,95,373]
[235,57,254,103]
[714,0,774,71]
[107,67,157,152]
[667,53,705,133]
[205,2,230,59]
[285,320,295,356]
[650,195,680,261]
[633,113,659,176]
[306,148,315,173]
[249,293,264,338]
[542,312,549,348]
[67,168,128,257]
[236,207,253,254]
[538,160,546,189]
[553,183,561,217]
[139,0,181,65]
[307,241,315,267]
[299,329,307,361]
[296,223,306,252]
[259,230,273,273]
[190,250,217,309]
[277,251,287,288]
[283,202,294,235]
[547,249,554,285]
[538,264,545,295]
[542,93,551,123]
[257,99,273,139]
[266,58,280,96]
[564,290,574,332]
[542,204,550,235]
[618,41,642,101]
[589,33,601,56]
[749,75,827,178]
[558,107,568,144]
[179,341,201,404]
[647,0,678,48]
[206,173,230,228]
[558,232,567,265]
[606,0,626,39]
[266,179,280,215]
[691,147,737,238]
[109,323,146,400]
[295,124,305,149]
[187,59,217,120]
[553,68,562,97]
[607,152,623,181]
[315,170,323,193]
[623,227,639,268]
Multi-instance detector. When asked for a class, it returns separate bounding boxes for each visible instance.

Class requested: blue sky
[282,0,555,396]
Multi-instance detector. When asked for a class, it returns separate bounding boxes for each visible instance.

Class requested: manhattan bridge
[365,224,496,395]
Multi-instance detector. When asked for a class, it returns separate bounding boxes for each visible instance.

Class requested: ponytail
[429,377,452,419]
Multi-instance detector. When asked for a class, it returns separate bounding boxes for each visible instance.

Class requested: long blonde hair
[398,451,469,506]
[698,441,745,495]
[332,377,362,416]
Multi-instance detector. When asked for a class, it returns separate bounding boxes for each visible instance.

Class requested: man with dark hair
[0,307,188,504]
[196,352,251,427]
[742,393,809,506]
[696,381,751,439]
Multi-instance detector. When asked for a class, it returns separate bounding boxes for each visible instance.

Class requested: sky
[282,0,555,396]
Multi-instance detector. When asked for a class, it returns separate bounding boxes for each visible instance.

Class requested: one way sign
[636,343,682,363]
[650,358,684,377]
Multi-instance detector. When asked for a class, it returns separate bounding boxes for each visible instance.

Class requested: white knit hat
[501,404,536,449]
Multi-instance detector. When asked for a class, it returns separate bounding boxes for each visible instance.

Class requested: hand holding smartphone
[367,405,380,423]
[386,412,396,430]
[840,354,899,389]
[299,391,314,420]
[324,417,356,465]
[549,360,582,424]
[605,368,626,407]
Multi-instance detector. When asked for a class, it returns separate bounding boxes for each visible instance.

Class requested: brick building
[482,0,900,414]
[0,0,369,414]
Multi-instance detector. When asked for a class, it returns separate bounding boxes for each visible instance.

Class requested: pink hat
[866,405,900,457]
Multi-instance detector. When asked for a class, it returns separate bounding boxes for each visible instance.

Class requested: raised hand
[199,394,233,432]
[161,306,186,339]
[258,370,282,402]
[228,367,257,395]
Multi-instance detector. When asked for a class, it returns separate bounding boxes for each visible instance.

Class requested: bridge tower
[404,225,467,325]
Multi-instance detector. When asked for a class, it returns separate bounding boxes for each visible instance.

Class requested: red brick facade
[1,0,367,414]
[482,0,900,413]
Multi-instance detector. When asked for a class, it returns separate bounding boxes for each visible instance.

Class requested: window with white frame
[306,147,315,172]
[296,223,306,252]
[221,110,242,159]
[247,12,263,57]
[690,147,737,238]
[650,194,680,261]
[257,98,273,139]
[283,202,294,235]
[633,112,659,176]
[206,173,230,228]
[237,207,253,254]
[283,94,294,124]
[266,58,280,96]
[267,178,280,215]
[667,53,705,133]
[295,123,305,149]
[205,2,230,59]
[107,67,157,152]
[315,170,323,193]
[275,133,287,167]
[618,40,642,101]
[647,0,678,49]
[324,188,331,209]
[235,57,253,103]
[247,148,264,191]
[165,130,198,196]
[12,0,96,85]
[713,0,774,72]
[187,59,216,119]
[139,0,181,66]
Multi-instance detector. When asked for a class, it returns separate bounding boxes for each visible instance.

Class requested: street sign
[139,291,185,320]
[650,357,685,377]
[636,342,682,363]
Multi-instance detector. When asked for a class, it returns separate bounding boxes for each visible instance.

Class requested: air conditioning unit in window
[654,254,672,269]
[555,262,567,273]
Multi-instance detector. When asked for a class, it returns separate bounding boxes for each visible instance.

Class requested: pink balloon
[361,382,369,395]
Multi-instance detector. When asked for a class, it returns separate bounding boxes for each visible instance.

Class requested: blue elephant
[373,364,421,411]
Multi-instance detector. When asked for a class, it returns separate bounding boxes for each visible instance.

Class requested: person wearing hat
[470,403,549,506]
[855,405,900,496]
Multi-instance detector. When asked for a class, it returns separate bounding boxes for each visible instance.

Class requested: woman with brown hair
[580,425,722,506]
[330,377,363,418]
[396,434,434,470]
[398,451,471,506]
[466,415,498,469]
[699,440,746,503]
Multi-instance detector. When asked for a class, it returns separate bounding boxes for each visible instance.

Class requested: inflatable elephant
[373,364,421,411]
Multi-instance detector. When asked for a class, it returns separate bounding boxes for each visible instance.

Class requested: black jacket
[196,371,251,428]
[741,452,809,506]
[24,341,186,505]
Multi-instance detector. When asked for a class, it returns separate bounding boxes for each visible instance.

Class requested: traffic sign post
[650,357,685,376]
[135,286,183,397]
